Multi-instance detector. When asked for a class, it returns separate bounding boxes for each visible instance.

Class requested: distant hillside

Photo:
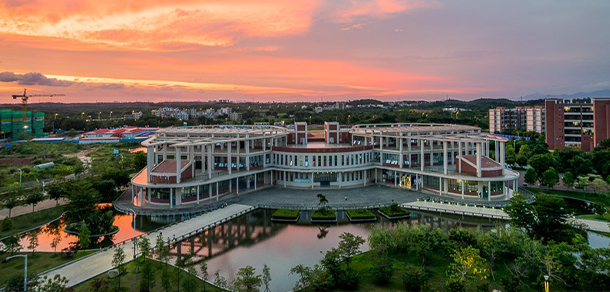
[521,89,610,101]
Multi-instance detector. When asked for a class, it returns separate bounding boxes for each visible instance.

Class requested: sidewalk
[0,198,68,219]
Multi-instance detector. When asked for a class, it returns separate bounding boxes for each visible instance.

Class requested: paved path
[41,203,254,287]
[403,201,510,220]
[403,201,610,232]
[0,198,68,219]
[575,219,610,233]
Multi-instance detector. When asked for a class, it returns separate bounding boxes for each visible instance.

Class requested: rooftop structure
[130,122,519,209]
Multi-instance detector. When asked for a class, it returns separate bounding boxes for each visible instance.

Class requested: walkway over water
[41,204,254,287]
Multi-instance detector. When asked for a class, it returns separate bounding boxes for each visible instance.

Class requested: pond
[16,205,170,252]
[168,209,504,292]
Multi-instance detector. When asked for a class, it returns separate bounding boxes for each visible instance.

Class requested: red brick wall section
[181,164,193,181]
[150,175,177,184]
[594,99,610,146]
[545,100,565,150]
[581,134,593,152]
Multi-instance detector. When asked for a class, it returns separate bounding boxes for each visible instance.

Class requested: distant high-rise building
[545,98,610,151]
[488,106,545,134]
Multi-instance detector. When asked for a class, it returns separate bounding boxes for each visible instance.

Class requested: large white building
[130,123,519,208]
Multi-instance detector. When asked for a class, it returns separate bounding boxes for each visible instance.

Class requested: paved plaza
[237,185,429,208]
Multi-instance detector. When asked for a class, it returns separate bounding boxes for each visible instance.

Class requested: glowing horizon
[1,0,609,103]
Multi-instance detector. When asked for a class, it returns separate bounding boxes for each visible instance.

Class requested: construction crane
[12,89,65,139]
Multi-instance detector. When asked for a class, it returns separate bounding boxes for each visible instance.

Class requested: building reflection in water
[169,208,502,292]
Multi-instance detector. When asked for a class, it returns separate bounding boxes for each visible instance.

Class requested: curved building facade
[130,122,519,208]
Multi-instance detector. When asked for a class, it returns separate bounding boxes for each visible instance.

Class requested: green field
[524,187,610,206]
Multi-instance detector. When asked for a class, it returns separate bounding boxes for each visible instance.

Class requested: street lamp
[126,208,137,260]
[544,275,549,292]
[3,254,27,292]
[17,168,22,186]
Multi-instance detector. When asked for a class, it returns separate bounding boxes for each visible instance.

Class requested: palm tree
[317,194,329,213]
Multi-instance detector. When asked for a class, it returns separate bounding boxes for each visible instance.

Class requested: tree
[371,250,393,286]
[234,266,262,292]
[161,265,171,292]
[3,236,21,255]
[576,175,590,189]
[34,274,69,292]
[528,154,557,179]
[1,217,13,231]
[562,171,575,188]
[505,194,537,236]
[213,271,228,289]
[26,191,45,213]
[524,168,538,185]
[65,180,101,222]
[140,258,156,292]
[112,247,126,291]
[317,194,329,213]
[402,265,427,292]
[262,264,271,292]
[182,261,197,292]
[201,260,209,291]
[28,229,39,255]
[290,264,333,292]
[542,167,559,189]
[570,155,594,176]
[78,223,91,250]
[2,196,20,218]
[92,179,118,202]
[590,177,608,194]
[447,246,488,289]
[338,232,365,269]
[596,138,610,151]
[47,182,66,206]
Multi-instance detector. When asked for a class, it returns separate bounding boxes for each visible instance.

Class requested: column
[263,138,267,167]
[209,184,212,200]
[500,142,505,175]
[338,172,342,188]
[439,177,442,196]
[420,140,425,171]
[494,141,499,162]
[443,141,448,175]
[254,173,257,190]
[458,142,462,173]
[216,182,219,201]
[146,146,154,183]
[196,185,200,204]
[488,181,491,201]
[407,134,412,167]
[237,178,240,195]
[176,147,182,184]
[394,171,397,186]
[486,142,490,157]
[363,169,367,186]
[461,180,465,199]
[163,143,167,160]
[227,142,232,175]
[430,140,434,166]
[283,171,287,188]
[207,145,213,179]
[311,173,314,189]
[476,142,482,178]
[399,137,404,168]
[169,188,173,209]
[246,139,250,171]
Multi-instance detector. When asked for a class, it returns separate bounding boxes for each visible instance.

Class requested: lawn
[378,206,410,218]
[72,259,223,292]
[577,214,610,222]
[346,209,376,219]
[0,205,65,238]
[524,187,610,206]
[0,251,95,287]
[351,251,517,292]
[311,210,336,220]
[271,209,300,220]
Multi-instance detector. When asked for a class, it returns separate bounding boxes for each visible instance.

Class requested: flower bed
[346,209,377,222]
[271,209,300,222]
[378,205,411,220]
[311,210,337,222]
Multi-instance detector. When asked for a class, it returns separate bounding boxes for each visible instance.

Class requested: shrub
[346,209,375,219]
[271,209,299,219]
[311,210,336,220]
[402,265,427,292]
[1,216,13,231]
[379,204,409,217]
[371,252,393,286]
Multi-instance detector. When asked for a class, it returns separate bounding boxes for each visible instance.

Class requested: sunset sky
[0,0,609,103]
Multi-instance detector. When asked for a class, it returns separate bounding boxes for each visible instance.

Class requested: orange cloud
[333,0,439,23]
[0,0,319,50]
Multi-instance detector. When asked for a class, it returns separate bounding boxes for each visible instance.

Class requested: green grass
[524,187,610,206]
[577,214,610,222]
[0,205,65,238]
[72,259,222,292]
[378,206,410,218]
[346,209,376,219]
[271,209,300,220]
[0,251,95,287]
[311,210,336,220]
[351,251,517,292]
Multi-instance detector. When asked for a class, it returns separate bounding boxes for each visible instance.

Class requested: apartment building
[545,98,610,151]
[488,106,545,134]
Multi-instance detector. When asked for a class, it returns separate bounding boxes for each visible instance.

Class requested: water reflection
[16,206,168,252]
[169,209,502,292]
